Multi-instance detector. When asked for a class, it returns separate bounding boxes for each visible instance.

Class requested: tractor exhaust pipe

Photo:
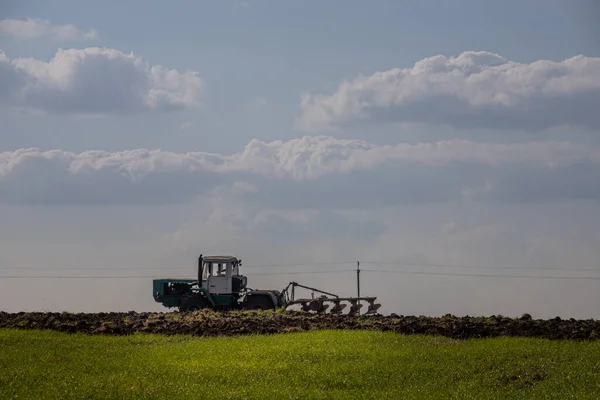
[198,254,203,287]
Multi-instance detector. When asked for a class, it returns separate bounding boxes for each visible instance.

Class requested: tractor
[153,254,382,315]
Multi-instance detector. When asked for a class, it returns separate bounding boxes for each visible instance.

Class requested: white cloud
[0,47,203,115]
[0,18,99,41]
[297,51,600,133]
[1,135,599,206]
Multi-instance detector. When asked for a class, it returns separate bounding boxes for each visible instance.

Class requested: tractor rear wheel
[244,295,276,310]
[179,296,210,312]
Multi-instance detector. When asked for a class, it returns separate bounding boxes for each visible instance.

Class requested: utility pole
[356,261,361,303]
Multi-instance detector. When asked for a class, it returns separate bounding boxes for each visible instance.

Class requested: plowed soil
[1,310,598,340]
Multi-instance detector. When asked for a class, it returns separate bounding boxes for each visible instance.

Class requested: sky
[1,0,599,318]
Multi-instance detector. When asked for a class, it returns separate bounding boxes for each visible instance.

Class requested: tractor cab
[199,255,247,295]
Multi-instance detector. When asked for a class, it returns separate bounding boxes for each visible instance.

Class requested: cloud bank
[0,47,203,115]
[1,136,599,206]
[298,51,600,132]
[0,18,98,41]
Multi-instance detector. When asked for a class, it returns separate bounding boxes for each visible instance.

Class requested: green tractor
[153,254,382,315]
[153,255,283,312]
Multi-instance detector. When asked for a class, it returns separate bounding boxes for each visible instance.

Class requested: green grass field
[1,329,599,399]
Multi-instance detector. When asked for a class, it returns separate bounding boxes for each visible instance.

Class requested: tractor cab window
[204,262,228,278]
[202,260,235,279]
[202,263,211,280]
[214,263,227,277]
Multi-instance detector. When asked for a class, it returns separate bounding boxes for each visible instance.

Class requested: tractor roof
[202,255,239,263]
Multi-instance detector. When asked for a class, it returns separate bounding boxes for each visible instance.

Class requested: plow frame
[280,281,382,315]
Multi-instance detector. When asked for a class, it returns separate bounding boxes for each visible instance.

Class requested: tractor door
[206,262,232,294]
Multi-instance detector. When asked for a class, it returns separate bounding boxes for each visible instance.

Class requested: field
[1,311,599,399]
[1,328,600,399]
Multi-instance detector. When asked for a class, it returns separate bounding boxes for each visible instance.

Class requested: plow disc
[280,282,381,316]
[287,297,381,315]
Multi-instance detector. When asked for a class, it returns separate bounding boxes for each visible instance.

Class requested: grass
[0,329,599,399]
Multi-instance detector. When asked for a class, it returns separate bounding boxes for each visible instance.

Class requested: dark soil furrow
[0,311,598,340]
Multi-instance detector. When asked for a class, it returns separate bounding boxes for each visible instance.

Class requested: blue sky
[1,1,599,316]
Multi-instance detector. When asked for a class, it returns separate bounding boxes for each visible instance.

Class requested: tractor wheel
[179,296,210,312]
[244,295,276,310]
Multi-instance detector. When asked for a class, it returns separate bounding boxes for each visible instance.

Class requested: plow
[153,254,381,316]
[280,281,381,315]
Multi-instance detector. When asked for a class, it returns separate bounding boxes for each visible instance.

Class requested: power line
[361,260,600,272]
[1,257,599,282]
[362,269,600,280]
[1,267,599,280]
[244,261,354,268]
[2,259,599,272]
[247,269,355,276]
